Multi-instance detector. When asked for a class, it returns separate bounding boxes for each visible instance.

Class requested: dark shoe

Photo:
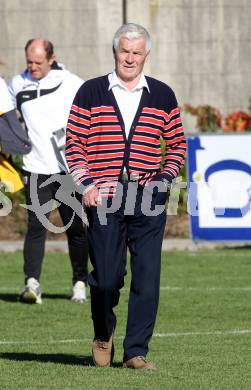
[123,356,156,370]
[92,334,114,367]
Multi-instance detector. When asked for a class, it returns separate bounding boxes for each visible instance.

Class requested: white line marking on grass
[159,286,251,291]
[0,338,85,345]
[121,287,251,292]
[1,329,251,346]
[6,284,236,294]
[153,329,251,337]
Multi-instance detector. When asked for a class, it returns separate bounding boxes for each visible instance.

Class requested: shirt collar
[108,70,150,93]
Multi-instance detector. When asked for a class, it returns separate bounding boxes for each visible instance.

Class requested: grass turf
[0,249,251,389]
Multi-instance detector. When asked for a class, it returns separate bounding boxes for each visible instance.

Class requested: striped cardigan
[65,75,186,196]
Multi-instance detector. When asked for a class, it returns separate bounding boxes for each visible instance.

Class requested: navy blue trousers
[87,183,167,360]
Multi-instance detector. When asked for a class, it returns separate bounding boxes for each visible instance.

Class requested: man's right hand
[83,185,101,207]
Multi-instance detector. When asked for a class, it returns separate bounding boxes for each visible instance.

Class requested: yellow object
[0,154,23,193]
[193,171,202,182]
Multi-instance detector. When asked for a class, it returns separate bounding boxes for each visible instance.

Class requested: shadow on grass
[42,293,71,300]
[0,293,72,303]
[0,294,18,303]
[0,352,122,368]
[0,352,93,366]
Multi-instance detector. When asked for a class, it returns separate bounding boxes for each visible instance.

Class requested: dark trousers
[23,172,88,285]
[87,183,167,360]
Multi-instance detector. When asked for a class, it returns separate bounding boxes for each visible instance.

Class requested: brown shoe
[92,335,114,367]
[123,356,156,370]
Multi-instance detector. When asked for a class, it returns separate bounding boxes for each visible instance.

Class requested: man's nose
[29,63,37,70]
[125,52,134,63]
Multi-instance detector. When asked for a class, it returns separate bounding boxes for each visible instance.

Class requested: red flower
[223,111,251,132]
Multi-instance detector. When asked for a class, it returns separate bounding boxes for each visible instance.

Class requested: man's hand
[83,185,101,207]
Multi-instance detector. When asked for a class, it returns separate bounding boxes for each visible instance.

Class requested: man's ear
[145,51,150,62]
[112,46,116,59]
[49,54,56,66]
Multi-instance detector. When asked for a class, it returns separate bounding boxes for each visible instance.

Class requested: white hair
[113,23,151,54]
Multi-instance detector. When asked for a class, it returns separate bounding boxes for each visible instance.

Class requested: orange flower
[223,111,250,132]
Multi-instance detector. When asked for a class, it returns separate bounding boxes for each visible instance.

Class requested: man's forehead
[26,45,46,58]
[119,36,146,47]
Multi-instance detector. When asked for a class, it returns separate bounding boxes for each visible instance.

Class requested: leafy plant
[184,102,251,133]
[184,104,222,132]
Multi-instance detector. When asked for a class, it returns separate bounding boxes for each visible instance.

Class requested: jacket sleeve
[65,84,93,190]
[160,90,187,183]
[0,77,15,113]
[7,77,18,109]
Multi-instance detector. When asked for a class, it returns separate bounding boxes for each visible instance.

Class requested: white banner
[187,134,251,240]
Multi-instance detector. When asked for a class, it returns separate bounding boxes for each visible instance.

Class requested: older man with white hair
[66,23,186,369]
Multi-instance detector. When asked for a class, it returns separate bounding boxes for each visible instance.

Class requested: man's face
[26,45,54,80]
[114,36,149,84]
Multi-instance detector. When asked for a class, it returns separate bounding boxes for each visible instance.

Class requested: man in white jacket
[9,39,88,304]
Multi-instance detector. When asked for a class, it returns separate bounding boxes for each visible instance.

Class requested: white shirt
[108,71,149,138]
[0,77,14,114]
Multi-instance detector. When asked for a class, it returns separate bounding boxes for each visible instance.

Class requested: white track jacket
[9,65,83,174]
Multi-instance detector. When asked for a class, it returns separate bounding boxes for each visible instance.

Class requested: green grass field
[0,248,251,389]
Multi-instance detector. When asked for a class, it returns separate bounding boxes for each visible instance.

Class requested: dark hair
[25,39,54,60]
